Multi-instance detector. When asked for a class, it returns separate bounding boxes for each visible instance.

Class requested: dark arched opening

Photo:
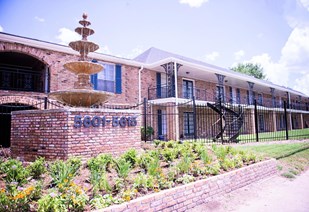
[0,103,36,148]
[0,52,49,93]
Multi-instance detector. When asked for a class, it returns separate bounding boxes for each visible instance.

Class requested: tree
[230,63,266,80]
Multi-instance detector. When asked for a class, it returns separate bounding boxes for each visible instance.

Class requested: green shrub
[90,169,111,195]
[49,158,81,188]
[122,149,138,167]
[1,159,29,186]
[146,157,161,177]
[90,194,123,210]
[88,153,113,172]
[114,158,131,179]
[204,162,221,175]
[141,126,154,140]
[177,155,193,174]
[27,157,47,179]
[162,148,177,163]
[200,150,212,165]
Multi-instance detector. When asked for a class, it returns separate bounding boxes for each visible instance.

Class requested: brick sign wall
[11,108,141,161]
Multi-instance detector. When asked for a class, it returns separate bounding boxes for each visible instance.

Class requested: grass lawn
[235,142,309,178]
[238,128,309,143]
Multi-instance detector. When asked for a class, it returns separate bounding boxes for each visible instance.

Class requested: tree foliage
[231,63,266,80]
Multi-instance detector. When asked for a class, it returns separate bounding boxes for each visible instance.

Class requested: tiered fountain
[11,13,141,161]
[49,13,113,107]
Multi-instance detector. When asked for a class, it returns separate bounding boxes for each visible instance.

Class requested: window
[91,63,122,94]
[97,64,115,92]
[183,79,194,99]
[216,86,224,102]
[258,114,265,131]
[229,86,233,103]
[184,112,194,136]
[236,88,241,104]
[257,94,263,106]
[157,109,167,139]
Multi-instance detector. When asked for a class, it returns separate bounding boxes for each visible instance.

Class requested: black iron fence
[148,84,309,111]
[143,97,309,144]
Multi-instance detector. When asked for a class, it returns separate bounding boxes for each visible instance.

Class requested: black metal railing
[143,95,309,143]
[0,66,44,92]
[148,85,309,112]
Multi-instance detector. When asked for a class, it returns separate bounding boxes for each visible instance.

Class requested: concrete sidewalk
[189,170,309,212]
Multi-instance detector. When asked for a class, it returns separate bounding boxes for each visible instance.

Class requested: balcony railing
[0,66,44,92]
[148,85,309,111]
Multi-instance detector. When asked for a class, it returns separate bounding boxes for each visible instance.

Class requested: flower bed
[0,141,275,211]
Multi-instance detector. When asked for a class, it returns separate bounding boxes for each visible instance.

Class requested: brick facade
[96,159,277,212]
[11,108,141,161]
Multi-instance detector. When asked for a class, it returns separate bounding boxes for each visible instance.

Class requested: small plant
[121,188,138,202]
[133,173,148,192]
[200,150,212,165]
[176,174,195,184]
[49,158,81,188]
[90,194,123,210]
[177,155,193,174]
[90,169,111,195]
[88,153,113,172]
[141,126,154,141]
[0,184,37,212]
[38,182,89,212]
[122,149,138,167]
[1,159,29,186]
[114,158,131,180]
[146,157,161,177]
[162,148,177,163]
[27,157,47,179]
[220,157,235,171]
[153,139,161,148]
[204,162,221,175]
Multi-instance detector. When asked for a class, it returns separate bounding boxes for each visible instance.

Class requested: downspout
[174,61,178,105]
[174,61,179,140]
[138,66,144,104]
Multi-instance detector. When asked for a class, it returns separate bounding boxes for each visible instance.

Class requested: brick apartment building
[0,32,308,148]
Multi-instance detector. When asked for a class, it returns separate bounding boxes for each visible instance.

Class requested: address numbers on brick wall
[73,115,137,128]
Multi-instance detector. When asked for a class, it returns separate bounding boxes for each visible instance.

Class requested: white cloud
[34,16,45,22]
[0,25,3,32]
[204,51,219,61]
[280,27,309,66]
[234,50,245,60]
[299,0,309,11]
[294,73,309,95]
[179,0,209,8]
[56,27,80,45]
[244,26,309,95]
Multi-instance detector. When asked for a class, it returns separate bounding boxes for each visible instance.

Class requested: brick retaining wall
[11,108,141,161]
[97,159,277,212]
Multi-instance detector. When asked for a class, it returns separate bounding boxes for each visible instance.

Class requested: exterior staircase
[207,102,244,142]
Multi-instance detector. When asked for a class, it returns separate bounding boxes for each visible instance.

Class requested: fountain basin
[64,61,103,75]
[49,89,114,107]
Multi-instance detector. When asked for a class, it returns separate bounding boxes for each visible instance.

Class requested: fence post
[44,97,48,110]
[284,101,289,140]
[143,98,147,142]
[254,99,259,142]
[219,97,224,144]
[193,96,197,141]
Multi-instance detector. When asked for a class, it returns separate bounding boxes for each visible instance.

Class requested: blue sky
[0,0,309,95]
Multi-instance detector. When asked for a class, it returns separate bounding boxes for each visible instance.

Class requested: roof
[134,47,307,97]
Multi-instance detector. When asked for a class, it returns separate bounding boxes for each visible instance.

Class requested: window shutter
[115,64,122,94]
[156,72,161,98]
[91,74,98,90]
